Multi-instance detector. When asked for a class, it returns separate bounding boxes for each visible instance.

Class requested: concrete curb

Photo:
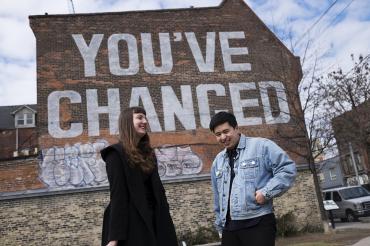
[193,243,221,246]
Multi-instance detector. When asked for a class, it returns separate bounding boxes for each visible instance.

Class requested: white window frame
[354,153,364,171]
[15,111,35,128]
[329,168,337,181]
[319,172,325,183]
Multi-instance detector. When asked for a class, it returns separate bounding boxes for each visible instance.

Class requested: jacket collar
[221,134,247,157]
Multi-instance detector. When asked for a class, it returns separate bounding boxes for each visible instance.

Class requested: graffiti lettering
[39,140,109,189]
[155,145,203,177]
[39,141,202,190]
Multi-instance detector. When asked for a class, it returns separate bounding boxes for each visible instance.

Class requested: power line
[68,0,76,14]
[313,0,355,48]
[294,0,339,48]
[300,0,357,77]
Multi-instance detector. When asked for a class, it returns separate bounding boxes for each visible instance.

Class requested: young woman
[101,107,178,246]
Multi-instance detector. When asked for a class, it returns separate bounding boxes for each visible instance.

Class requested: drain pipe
[16,127,18,152]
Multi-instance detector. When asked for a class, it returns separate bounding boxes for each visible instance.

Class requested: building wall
[0,128,37,159]
[274,170,322,228]
[332,100,370,184]
[29,0,308,192]
[0,170,321,245]
[0,158,44,193]
[0,129,15,158]
[317,157,345,190]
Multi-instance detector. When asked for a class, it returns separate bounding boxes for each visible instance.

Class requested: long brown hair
[118,106,155,173]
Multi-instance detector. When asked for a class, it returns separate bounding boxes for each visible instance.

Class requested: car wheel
[346,211,357,222]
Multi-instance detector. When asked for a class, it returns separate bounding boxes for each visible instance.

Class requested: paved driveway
[334,217,370,230]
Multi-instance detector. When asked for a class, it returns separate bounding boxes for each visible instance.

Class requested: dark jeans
[221,214,276,246]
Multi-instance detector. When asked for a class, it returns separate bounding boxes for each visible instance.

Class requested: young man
[209,111,297,246]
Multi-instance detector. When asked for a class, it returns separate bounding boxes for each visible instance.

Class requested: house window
[354,153,364,172]
[26,113,33,124]
[319,173,325,183]
[344,156,353,175]
[16,114,24,125]
[329,168,337,181]
[344,153,364,174]
[15,112,35,127]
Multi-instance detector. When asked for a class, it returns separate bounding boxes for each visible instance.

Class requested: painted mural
[155,145,203,177]
[38,31,292,191]
[39,140,109,189]
[29,1,302,192]
[39,140,203,190]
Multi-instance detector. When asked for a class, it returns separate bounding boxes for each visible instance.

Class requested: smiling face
[133,112,148,138]
[213,122,240,150]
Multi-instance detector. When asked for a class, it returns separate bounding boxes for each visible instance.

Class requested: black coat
[101,143,178,246]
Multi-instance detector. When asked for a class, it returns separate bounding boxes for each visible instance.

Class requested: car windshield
[339,187,370,199]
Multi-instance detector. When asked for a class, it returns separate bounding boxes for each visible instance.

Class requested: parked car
[322,186,370,222]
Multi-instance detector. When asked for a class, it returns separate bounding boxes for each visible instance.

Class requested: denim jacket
[211,134,297,232]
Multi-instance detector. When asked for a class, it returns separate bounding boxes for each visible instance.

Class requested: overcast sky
[0,0,369,106]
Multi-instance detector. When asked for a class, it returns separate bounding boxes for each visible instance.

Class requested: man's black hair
[209,111,237,132]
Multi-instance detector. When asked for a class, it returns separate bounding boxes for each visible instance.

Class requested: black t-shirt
[224,146,262,231]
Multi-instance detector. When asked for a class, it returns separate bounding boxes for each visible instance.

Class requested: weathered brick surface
[274,170,322,228]
[0,191,106,246]
[0,157,44,192]
[0,128,38,159]
[332,100,370,179]
[0,170,321,245]
[28,0,307,177]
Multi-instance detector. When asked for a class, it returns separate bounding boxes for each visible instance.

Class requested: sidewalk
[188,220,370,246]
[191,236,370,246]
[190,235,370,246]
[351,236,370,246]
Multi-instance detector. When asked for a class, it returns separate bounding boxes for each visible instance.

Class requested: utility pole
[349,142,360,185]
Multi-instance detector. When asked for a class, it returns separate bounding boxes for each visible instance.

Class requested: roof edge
[29,2,225,19]
[11,105,37,115]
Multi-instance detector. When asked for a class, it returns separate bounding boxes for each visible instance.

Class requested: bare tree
[254,47,332,220]
[317,54,370,183]
[319,54,369,114]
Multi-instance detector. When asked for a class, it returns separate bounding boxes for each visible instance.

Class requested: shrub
[276,211,299,237]
[178,226,219,246]
[276,211,324,238]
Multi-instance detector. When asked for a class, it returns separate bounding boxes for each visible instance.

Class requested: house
[0,104,38,159]
[317,156,345,190]
[332,100,370,185]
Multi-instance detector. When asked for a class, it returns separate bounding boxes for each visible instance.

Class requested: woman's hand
[107,240,118,246]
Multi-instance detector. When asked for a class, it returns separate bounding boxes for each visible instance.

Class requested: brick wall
[274,169,322,227]
[28,0,307,181]
[0,128,38,159]
[0,157,44,192]
[0,170,321,245]
[332,100,370,178]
